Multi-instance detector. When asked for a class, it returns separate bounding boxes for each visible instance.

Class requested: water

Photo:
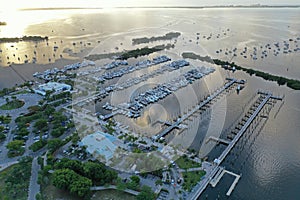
[0,7,299,199]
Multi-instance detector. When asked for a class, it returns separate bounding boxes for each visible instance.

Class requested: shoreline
[182,52,300,90]
[0,58,80,89]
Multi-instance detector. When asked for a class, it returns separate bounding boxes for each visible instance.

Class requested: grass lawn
[0,99,25,110]
[175,156,201,169]
[91,189,137,200]
[182,170,206,192]
[42,184,83,200]
[42,183,137,200]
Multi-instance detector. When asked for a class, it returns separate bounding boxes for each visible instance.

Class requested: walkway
[90,185,140,196]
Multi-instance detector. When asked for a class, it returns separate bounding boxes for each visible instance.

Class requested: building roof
[81,131,119,161]
[38,82,71,92]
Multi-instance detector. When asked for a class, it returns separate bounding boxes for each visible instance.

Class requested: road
[27,157,41,200]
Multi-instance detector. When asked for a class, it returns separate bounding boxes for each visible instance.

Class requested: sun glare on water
[0,0,134,37]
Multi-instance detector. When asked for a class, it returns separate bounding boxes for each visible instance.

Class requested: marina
[0,6,298,200]
[153,78,241,140]
[126,67,214,118]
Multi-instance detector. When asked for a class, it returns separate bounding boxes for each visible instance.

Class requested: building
[81,131,121,162]
[34,82,71,96]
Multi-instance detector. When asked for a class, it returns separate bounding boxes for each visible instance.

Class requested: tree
[104,170,118,184]
[130,175,140,184]
[0,133,6,141]
[54,158,84,175]
[53,169,78,190]
[34,119,48,130]
[69,176,92,197]
[136,186,156,200]
[7,140,24,151]
[18,127,29,136]
[29,140,47,152]
[52,168,92,198]
[44,105,55,115]
[51,127,65,137]
[83,161,105,183]
[0,126,4,132]
[47,139,63,153]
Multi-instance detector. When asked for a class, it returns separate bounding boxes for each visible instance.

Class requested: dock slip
[153,78,238,140]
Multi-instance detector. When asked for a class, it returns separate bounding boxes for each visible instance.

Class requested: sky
[1,0,300,10]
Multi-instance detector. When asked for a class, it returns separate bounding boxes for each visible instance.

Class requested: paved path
[178,167,203,173]
[0,160,18,172]
[90,185,140,196]
[27,157,41,200]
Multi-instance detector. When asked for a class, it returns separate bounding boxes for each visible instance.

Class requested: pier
[189,91,283,200]
[225,170,241,196]
[215,92,272,164]
[206,136,231,145]
[153,79,238,140]
[209,167,241,196]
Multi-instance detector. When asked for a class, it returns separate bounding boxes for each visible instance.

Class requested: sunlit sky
[2,0,300,10]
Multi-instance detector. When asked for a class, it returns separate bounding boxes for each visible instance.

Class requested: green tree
[29,140,47,152]
[137,186,156,200]
[53,169,78,190]
[7,140,24,151]
[51,127,65,137]
[0,133,6,141]
[54,158,83,175]
[52,168,92,198]
[69,176,92,197]
[83,161,105,183]
[0,126,4,132]
[104,170,118,184]
[44,105,55,115]
[130,175,140,184]
[47,139,63,153]
[34,119,48,130]
[18,127,29,136]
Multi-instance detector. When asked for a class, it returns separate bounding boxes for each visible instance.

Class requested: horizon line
[19,4,300,11]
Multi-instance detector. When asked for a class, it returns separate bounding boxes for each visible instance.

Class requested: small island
[85,44,174,61]
[132,32,181,45]
[182,52,300,90]
[0,21,7,26]
[0,35,48,43]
